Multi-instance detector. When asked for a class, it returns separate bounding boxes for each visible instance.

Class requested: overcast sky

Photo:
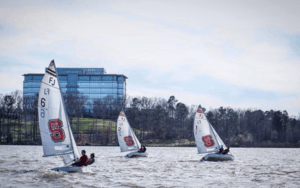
[0,0,299,116]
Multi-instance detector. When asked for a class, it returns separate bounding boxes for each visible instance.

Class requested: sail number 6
[41,98,46,107]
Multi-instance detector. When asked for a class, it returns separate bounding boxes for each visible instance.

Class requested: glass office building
[23,68,127,114]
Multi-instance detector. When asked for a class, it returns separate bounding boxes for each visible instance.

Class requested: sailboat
[38,60,86,172]
[116,111,148,158]
[193,106,234,161]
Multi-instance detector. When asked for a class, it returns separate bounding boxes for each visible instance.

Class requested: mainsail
[116,111,141,152]
[38,60,80,165]
[193,106,226,154]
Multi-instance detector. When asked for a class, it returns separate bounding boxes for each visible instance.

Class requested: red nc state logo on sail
[124,136,134,146]
[48,119,66,142]
[202,135,214,147]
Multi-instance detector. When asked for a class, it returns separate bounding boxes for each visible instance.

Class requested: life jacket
[222,149,229,154]
[86,158,95,166]
[79,155,89,166]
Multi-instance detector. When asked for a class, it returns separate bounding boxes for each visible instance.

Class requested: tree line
[0,90,300,147]
[124,96,300,147]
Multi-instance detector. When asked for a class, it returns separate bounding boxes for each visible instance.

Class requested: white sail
[38,60,80,165]
[210,123,226,149]
[193,107,224,154]
[116,111,141,152]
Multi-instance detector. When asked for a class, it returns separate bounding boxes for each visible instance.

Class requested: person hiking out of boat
[217,146,224,154]
[72,150,89,166]
[86,153,95,166]
[138,145,146,153]
[222,147,230,155]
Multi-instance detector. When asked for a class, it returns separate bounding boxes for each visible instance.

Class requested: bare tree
[64,92,88,132]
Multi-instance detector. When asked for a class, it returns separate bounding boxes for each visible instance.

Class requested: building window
[79,76,89,81]
[33,75,43,80]
[78,88,88,93]
[59,76,67,81]
[25,76,32,81]
[102,76,112,81]
[67,82,78,87]
[68,74,78,81]
[118,83,124,88]
[29,82,40,88]
[67,88,77,92]
[91,76,101,81]
[90,88,101,93]
[59,82,67,87]
[24,93,36,96]
[101,89,112,93]
[90,82,100,87]
[32,88,39,92]
[78,82,89,87]
[100,82,112,87]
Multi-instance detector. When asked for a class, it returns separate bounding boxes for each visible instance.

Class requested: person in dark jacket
[218,146,224,154]
[72,150,89,166]
[86,153,95,166]
[138,145,146,153]
[222,147,230,155]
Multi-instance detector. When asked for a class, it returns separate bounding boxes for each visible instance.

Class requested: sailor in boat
[217,146,224,154]
[222,147,230,155]
[72,150,89,166]
[85,153,95,166]
[138,145,147,153]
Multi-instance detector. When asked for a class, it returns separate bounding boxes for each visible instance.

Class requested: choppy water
[0,146,299,187]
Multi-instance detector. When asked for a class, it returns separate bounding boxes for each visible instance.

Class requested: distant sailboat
[193,106,234,161]
[116,111,148,158]
[38,60,86,172]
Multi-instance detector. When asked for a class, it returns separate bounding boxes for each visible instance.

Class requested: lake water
[0,146,299,187]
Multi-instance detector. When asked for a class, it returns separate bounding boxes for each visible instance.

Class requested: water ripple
[0,146,300,187]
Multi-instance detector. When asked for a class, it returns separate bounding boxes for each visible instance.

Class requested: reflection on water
[0,146,299,187]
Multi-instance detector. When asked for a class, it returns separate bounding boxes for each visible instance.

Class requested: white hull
[126,152,148,158]
[201,153,234,162]
[51,166,90,172]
